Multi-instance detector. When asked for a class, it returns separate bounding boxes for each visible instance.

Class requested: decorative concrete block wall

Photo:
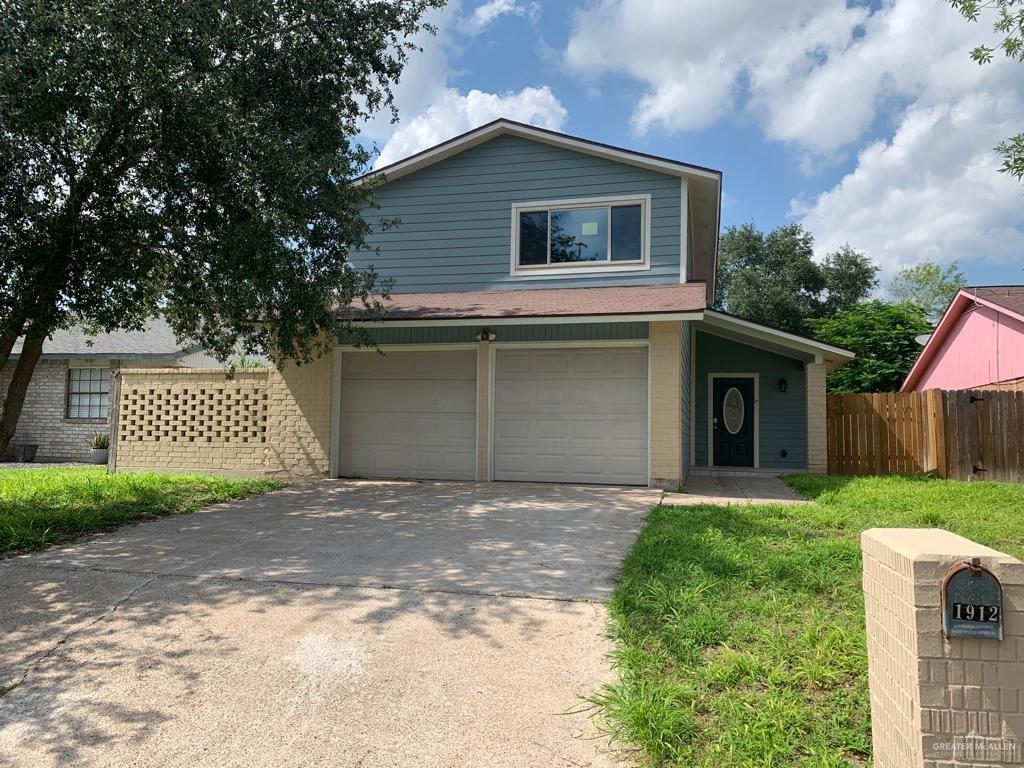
[114,368,270,475]
[862,528,1024,767]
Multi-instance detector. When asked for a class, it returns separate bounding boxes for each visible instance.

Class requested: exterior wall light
[778,378,788,393]
[476,328,497,342]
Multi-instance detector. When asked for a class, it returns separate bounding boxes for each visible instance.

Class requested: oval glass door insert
[723,387,745,435]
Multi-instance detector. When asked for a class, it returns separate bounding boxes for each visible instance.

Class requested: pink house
[901,286,1024,392]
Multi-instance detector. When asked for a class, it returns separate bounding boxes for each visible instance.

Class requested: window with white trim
[66,367,110,419]
[512,195,649,273]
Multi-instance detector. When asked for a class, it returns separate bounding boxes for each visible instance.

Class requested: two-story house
[325,120,852,487]
[110,119,853,485]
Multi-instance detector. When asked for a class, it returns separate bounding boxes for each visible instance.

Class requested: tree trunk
[0,329,18,376]
[0,325,46,458]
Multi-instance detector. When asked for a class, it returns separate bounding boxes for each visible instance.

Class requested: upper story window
[511,194,650,276]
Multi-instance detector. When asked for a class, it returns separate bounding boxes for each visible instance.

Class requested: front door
[712,377,755,467]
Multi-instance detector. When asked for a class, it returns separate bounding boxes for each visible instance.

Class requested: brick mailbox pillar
[862,528,1024,767]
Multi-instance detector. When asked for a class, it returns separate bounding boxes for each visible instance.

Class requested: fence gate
[827,389,1024,482]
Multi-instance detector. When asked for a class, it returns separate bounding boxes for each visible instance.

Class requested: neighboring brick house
[111,120,854,484]
[901,286,1024,392]
[2,320,220,462]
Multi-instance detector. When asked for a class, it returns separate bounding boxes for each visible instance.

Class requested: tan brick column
[475,340,490,481]
[264,355,333,479]
[649,321,682,488]
[805,361,827,474]
[862,528,1024,767]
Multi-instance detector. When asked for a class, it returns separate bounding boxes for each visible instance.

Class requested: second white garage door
[339,349,476,480]
[492,346,648,485]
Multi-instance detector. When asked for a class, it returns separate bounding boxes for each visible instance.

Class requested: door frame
[707,373,759,468]
[330,344,480,479]
[488,340,651,485]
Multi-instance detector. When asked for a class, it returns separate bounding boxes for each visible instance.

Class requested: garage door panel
[493,347,648,486]
[340,350,476,481]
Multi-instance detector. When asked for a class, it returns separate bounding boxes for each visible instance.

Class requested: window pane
[611,205,642,261]
[518,211,548,265]
[550,207,608,263]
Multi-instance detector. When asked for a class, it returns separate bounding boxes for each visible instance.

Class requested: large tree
[950,0,1024,181]
[0,0,442,455]
[888,260,968,323]
[713,223,878,334]
[809,301,933,393]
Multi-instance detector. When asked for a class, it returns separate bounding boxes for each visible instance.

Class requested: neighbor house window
[512,195,649,273]
[67,368,109,419]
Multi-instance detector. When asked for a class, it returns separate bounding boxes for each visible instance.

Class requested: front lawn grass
[591,474,1024,767]
[0,466,286,557]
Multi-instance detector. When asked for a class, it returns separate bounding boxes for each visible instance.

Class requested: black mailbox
[942,558,1003,640]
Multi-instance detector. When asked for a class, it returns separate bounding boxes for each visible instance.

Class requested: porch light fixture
[476,328,497,342]
[778,378,788,393]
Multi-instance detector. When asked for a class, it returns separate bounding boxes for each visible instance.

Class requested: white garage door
[493,346,648,485]
[339,350,476,480]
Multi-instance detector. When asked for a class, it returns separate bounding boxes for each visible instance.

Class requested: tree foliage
[809,301,933,393]
[713,223,878,334]
[950,0,1024,181]
[0,0,442,454]
[888,260,968,322]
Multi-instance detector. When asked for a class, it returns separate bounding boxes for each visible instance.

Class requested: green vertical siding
[341,322,649,346]
[694,330,807,470]
[352,133,682,292]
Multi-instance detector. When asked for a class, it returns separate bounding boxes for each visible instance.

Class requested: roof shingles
[347,283,709,321]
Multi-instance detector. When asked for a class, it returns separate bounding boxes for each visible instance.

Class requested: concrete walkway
[0,480,659,768]
[662,474,809,506]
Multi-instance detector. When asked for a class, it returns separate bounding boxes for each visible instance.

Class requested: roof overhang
[351,311,704,328]
[360,118,722,186]
[700,310,855,369]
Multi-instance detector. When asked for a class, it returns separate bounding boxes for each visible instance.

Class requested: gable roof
[11,318,194,360]
[901,286,1024,391]
[360,119,723,302]
[364,118,722,184]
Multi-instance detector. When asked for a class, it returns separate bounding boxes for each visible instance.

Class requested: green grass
[591,475,1024,767]
[0,466,286,557]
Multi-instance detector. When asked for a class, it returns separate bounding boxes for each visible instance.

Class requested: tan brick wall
[475,341,489,481]
[977,376,1024,393]
[114,368,270,475]
[806,362,827,473]
[650,321,682,488]
[1,360,113,461]
[862,528,1024,767]
[264,354,333,479]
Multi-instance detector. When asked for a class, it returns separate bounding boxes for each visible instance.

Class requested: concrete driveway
[0,480,659,767]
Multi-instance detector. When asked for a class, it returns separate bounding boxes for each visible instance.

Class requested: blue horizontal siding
[353,134,681,293]
[341,322,649,346]
[693,330,807,470]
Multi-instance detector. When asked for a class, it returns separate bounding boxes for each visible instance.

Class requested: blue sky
[361,0,1024,290]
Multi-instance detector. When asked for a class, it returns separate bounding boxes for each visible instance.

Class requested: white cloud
[460,0,540,35]
[375,86,567,167]
[794,93,1024,277]
[565,0,1024,275]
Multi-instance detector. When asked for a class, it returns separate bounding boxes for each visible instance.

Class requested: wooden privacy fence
[827,390,1024,482]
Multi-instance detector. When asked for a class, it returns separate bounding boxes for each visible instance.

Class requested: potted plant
[89,433,110,464]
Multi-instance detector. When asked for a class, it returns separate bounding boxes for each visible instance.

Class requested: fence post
[925,389,947,479]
